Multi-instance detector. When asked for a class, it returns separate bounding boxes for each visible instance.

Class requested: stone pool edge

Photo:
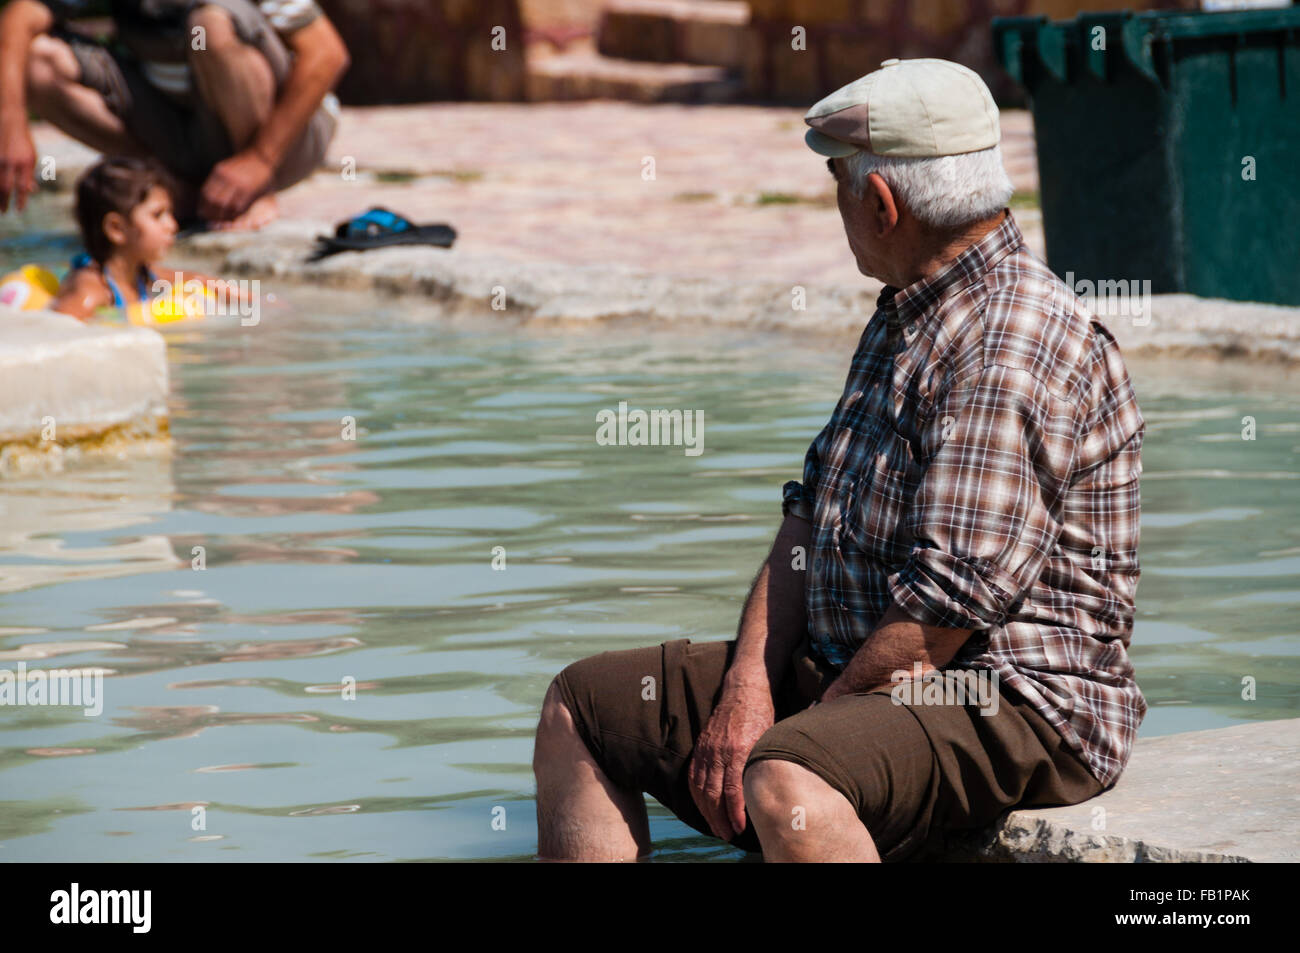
[932,717,1299,863]
[181,220,1300,366]
[0,311,170,468]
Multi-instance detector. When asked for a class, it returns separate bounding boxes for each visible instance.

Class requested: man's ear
[865,172,899,236]
[102,211,129,248]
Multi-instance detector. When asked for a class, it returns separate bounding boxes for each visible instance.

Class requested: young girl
[52,156,243,323]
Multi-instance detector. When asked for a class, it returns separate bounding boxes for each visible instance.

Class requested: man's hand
[814,605,972,705]
[687,685,774,841]
[814,672,911,707]
[684,512,809,842]
[0,112,36,213]
[198,149,275,223]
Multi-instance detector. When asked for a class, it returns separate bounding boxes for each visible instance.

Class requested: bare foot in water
[209,193,280,231]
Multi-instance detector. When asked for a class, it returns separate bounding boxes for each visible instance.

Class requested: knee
[534,676,577,747]
[743,758,829,826]
[25,34,73,101]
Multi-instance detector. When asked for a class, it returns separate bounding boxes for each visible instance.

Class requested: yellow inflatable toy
[129,279,218,326]
[0,263,215,326]
[0,264,59,312]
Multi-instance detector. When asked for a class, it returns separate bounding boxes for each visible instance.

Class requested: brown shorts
[54,0,335,191]
[553,637,1104,861]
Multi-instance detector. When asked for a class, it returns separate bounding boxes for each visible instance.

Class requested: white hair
[842,145,1014,230]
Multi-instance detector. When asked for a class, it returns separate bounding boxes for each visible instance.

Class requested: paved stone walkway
[32,102,1042,287]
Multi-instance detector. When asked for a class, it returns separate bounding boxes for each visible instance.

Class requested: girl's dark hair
[74,157,176,264]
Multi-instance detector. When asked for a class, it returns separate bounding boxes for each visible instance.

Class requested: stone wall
[317,0,1203,104]
[317,0,528,103]
[742,0,1200,104]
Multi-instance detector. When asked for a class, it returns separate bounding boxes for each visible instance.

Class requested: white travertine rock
[189,224,1300,364]
[0,310,168,446]
[938,718,1300,863]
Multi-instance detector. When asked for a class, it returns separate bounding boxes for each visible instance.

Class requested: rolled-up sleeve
[782,421,830,523]
[260,0,323,34]
[888,364,1077,630]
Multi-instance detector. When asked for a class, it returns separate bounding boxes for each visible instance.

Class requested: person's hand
[0,113,37,214]
[687,685,774,842]
[198,150,275,224]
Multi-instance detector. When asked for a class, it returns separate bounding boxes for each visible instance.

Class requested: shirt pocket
[840,423,924,565]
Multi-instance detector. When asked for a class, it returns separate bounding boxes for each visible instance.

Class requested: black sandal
[309,206,457,261]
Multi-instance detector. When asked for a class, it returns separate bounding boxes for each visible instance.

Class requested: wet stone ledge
[930,718,1299,863]
[0,311,169,473]
[183,222,1300,366]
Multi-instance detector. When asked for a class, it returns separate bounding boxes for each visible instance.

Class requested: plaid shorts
[553,636,1104,861]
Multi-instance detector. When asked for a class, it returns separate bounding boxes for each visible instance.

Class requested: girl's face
[119,185,178,264]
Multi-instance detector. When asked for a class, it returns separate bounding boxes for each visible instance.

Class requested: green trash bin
[993,8,1300,307]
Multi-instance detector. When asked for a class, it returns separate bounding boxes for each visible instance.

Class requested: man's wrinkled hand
[0,115,37,214]
[198,150,275,224]
[687,687,774,842]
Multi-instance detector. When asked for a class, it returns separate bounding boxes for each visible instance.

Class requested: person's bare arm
[0,0,55,213]
[687,513,812,841]
[161,267,254,304]
[51,268,110,321]
[722,514,812,698]
[819,603,972,703]
[198,15,349,221]
[248,15,348,171]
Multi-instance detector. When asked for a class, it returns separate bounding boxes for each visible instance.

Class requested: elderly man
[534,58,1146,862]
[0,0,348,228]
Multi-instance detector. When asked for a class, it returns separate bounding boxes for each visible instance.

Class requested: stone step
[526,50,744,103]
[597,0,750,69]
[934,718,1300,862]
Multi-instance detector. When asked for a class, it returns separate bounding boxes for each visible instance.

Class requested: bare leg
[25,34,149,156]
[533,680,651,861]
[187,5,274,150]
[187,5,280,230]
[743,759,881,862]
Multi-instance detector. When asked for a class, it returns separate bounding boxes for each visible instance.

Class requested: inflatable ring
[130,281,218,326]
[0,264,61,311]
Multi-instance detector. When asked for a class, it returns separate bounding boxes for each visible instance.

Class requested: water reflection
[0,456,180,593]
[2,212,1299,861]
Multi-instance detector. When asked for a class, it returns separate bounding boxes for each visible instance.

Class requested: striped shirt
[782,208,1146,788]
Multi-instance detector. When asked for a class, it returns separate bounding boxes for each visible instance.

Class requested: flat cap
[804,58,1000,158]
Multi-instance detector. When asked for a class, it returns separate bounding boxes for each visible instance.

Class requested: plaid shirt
[783,209,1146,788]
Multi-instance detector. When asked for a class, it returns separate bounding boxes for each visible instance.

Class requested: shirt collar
[876,208,1024,332]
